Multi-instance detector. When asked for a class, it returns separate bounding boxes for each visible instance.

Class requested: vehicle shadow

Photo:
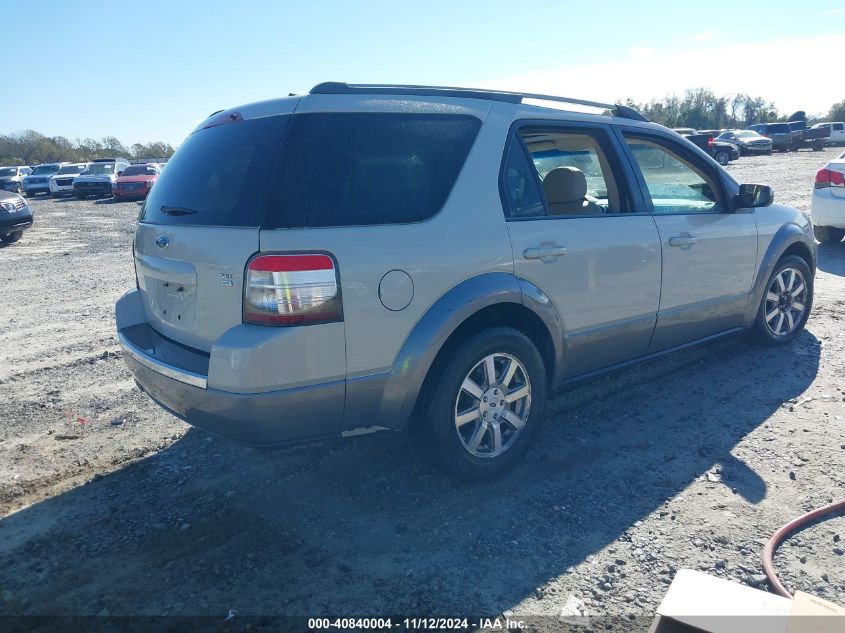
[816,242,845,276]
[0,331,820,617]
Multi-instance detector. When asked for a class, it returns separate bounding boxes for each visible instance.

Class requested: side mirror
[735,183,773,209]
[117,170,124,176]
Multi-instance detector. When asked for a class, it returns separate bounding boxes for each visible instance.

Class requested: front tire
[753,255,813,345]
[0,231,23,243]
[814,225,845,244]
[714,150,730,166]
[416,327,547,481]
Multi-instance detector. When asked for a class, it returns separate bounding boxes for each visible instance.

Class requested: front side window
[624,136,725,215]
[509,128,624,216]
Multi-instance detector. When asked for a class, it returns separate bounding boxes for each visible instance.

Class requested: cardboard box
[649,569,843,633]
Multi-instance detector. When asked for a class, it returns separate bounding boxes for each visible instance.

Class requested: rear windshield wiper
[160,205,199,216]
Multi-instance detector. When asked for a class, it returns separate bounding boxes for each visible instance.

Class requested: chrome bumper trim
[118,330,208,389]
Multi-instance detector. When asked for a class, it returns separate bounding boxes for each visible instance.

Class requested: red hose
[762,497,845,598]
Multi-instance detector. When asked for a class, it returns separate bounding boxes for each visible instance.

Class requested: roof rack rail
[309,82,648,122]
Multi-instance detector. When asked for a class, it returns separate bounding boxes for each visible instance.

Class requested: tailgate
[134,224,258,352]
[132,109,294,352]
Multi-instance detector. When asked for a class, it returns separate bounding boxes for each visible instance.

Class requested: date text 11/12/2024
[307,617,526,630]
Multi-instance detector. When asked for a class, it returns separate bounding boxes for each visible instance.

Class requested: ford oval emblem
[155,235,169,249]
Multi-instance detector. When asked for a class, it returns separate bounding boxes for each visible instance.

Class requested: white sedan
[812,151,845,244]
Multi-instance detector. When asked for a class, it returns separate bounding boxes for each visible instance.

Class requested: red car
[112,163,161,199]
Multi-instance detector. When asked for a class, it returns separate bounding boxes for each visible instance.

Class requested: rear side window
[269,113,481,227]
[140,115,289,226]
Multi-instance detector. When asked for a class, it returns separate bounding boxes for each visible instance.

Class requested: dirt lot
[1,150,844,625]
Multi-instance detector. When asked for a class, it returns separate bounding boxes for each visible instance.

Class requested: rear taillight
[244,254,341,326]
[707,136,714,149]
[815,168,845,189]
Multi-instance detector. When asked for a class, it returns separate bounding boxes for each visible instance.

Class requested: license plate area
[149,278,197,326]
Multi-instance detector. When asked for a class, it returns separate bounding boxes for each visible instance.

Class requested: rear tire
[814,225,845,244]
[414,327,547,481]
[0,231,23,243]
[753,255,813,345]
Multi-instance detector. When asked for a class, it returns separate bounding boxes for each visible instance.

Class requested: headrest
[543,167,587,203]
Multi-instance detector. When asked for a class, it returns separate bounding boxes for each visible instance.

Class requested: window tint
[624,136,725,215]
[518,128,624,215]
[834,123,845,132]
[140,115,289,226]
[271,113,481,228]
[501,140,545,218]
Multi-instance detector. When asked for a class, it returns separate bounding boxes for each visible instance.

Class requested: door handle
[523,244,567,260]
[668,234,698,247]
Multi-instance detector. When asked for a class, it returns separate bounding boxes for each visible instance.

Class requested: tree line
[621,89,845,130]
[0,130,175,166]
[2,91,845,166]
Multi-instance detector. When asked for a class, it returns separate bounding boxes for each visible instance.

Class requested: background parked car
[716,129,773,155]
[23,163,64,197]
[747,122,793,152]
[787,120,827,151]
[672,129,738,165]
[0,189,33,243]
[812,156,845,244]
[811,122,845,145]
[73,158,130,199]
[0,165,33,193]
[112,163,161,199]
[48,163,88,197]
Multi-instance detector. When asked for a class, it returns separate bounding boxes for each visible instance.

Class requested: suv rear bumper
[116,290,344,446]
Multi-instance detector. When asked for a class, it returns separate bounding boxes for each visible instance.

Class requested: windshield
[735,131,761,138]
[84,163,115,175]
[57,164,86,175]
[0,167,17,177]
[121,165,156,176]
[32,165,60,175]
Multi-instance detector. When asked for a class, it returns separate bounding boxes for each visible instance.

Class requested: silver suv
[116,82,816,479]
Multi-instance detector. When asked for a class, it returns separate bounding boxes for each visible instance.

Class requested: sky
[5,0,844,147]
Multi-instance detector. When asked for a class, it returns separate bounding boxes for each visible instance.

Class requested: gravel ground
[0,149,843,625]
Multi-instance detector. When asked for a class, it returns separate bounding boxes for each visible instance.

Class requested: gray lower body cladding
[126,353,345,446]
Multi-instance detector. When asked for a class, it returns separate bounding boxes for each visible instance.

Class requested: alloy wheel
[454,353,531,458]
[765,267,807,337]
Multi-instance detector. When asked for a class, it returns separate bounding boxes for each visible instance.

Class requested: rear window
[268,113,481,227]
[768,123,790,133]
[140,115,289,226]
